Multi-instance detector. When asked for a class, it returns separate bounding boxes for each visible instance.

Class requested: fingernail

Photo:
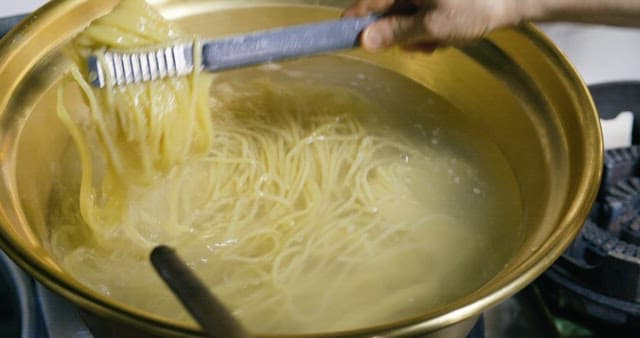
[363,29,384,51]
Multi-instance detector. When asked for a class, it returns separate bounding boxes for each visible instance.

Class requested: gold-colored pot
[0,0,602,337]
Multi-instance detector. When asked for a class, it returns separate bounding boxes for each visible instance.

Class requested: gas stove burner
[599,176,640,233]
[539,168,640,336]
[537,81,640,336]
[621,214,640,246]
[576,219,640,301]
[587,215,640,257]
[600,146,640,199]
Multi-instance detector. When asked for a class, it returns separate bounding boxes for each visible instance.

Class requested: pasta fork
[87,15,377,88]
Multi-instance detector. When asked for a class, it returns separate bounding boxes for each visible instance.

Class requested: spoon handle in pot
[150,245,252,338]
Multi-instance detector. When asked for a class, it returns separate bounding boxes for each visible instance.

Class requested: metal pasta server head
[87,42,195,88]
[87,15,377,88]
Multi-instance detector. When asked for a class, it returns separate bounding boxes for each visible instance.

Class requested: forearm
[523,0,640,26]
[344,0,640,51]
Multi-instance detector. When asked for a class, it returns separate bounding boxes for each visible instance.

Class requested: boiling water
[48,56,523,334]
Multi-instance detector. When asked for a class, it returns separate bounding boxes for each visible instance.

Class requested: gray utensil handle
[202,15,378,71]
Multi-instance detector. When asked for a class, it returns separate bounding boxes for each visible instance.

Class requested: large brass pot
[0,0,602,337]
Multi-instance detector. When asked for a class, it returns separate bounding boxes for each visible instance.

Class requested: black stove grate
[538,81,640,337]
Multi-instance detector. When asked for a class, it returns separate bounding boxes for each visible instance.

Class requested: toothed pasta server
[87,15,377,88]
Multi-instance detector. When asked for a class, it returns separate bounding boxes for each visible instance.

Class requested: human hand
[343,0,534,51]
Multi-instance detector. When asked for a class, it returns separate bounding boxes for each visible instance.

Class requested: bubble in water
[401,154,410,163]
[215,239,238,248]
[98,285,111,295]
[413,124,428,137]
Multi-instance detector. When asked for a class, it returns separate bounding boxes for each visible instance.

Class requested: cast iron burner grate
[538,82,640,337]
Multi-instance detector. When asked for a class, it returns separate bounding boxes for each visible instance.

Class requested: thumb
[361,14,427,51]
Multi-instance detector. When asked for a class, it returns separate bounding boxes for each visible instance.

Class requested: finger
[360,13,428,51]
[343,0,395,17]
